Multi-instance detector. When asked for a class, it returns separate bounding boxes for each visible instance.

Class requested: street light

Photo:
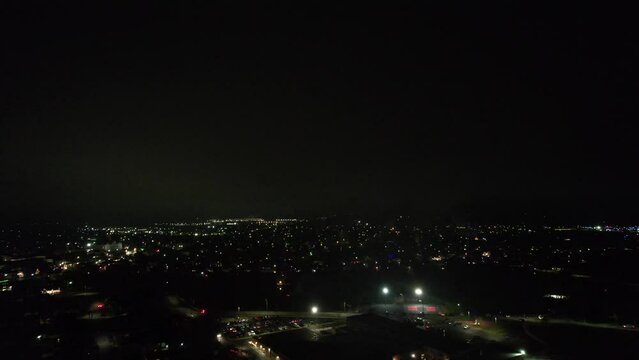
[311,306,318,314]
[414,288,423,296]
[519,349,526,356]
[382,287,390,314]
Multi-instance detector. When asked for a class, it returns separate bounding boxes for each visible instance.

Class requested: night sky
[1,2,637,224]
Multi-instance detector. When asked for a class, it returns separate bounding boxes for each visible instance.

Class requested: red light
[96,303,104,309]
[426,306,437,313]
[200,309,206,315]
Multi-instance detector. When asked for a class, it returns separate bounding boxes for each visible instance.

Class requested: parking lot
[221,315,340,339]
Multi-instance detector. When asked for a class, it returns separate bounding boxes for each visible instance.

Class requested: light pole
[382,287,390,314]
[265,298,268,311]
[415,288,423,314]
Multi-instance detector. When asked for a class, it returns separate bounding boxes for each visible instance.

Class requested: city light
[3,218,633,359]
[42,288,61,295]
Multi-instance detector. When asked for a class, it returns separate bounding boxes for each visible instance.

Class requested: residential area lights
[414,288,423,296]
[382,287,389,295]
[311,306,318,314]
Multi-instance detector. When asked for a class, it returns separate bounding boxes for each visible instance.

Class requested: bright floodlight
[519,349,526,355]
[382,287,389,295]
[414,288,423,296]
[311,306,318,314]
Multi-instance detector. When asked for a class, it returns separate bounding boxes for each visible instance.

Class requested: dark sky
[1,2,638,224]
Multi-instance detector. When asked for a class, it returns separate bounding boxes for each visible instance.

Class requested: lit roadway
[503,315,639,331]
[222,310,358,319]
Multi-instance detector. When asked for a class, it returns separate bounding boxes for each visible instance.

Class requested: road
[222,310,357,319]
[503,316,638,331]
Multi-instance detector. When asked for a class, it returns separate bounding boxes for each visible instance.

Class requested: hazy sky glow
[1,3,637,224]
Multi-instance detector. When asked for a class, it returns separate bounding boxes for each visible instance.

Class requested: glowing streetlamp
[311,306,318,314]
[414,288,423,296]
[382,287,389,295]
